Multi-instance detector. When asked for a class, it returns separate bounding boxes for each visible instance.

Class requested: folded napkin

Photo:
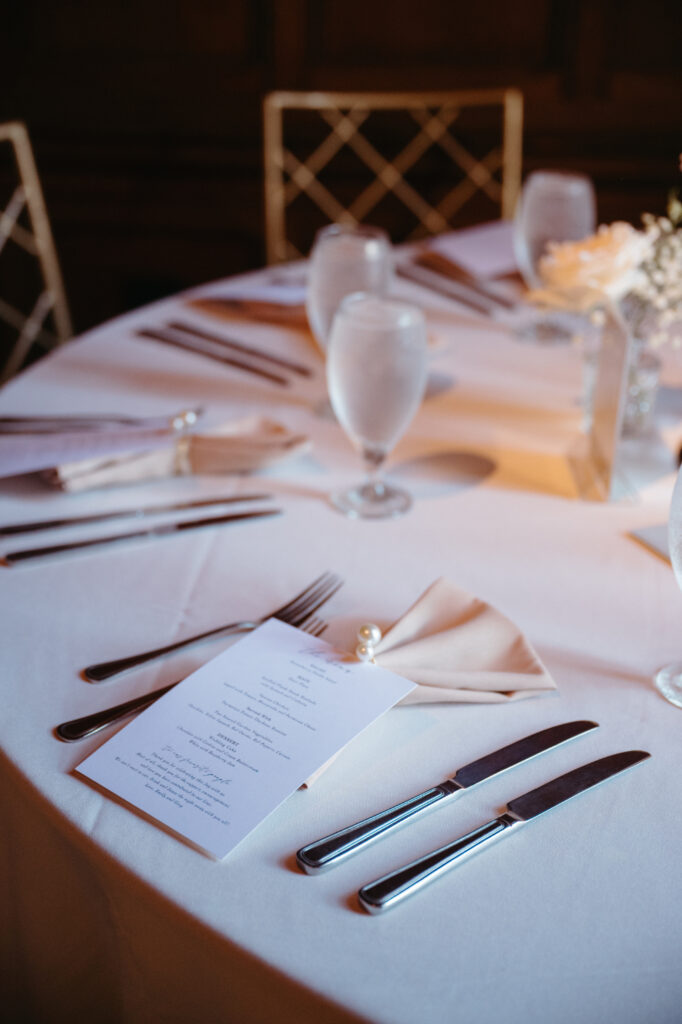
[302,577,555,787]
[374,577,555,704]
[42,416,310,492]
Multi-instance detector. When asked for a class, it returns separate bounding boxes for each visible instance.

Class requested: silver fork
[83,571,342,682]
[58,618,328,742]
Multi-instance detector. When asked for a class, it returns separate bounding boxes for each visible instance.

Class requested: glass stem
[361,446,386,500]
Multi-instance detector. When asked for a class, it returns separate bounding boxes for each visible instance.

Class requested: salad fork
[58,618,328,741]
[83,571,342,682]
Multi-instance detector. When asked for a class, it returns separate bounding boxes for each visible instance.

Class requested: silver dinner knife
[357,749,650,914]
[2,507,281,564]
[296,720,597,873]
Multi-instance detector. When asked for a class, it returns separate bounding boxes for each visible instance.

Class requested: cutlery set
[297,720,649,914]
[1,493,281,565]
[137,319,313,386]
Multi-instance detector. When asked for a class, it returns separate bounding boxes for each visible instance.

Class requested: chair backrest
[0,121,72,383]
[263,89,523,264]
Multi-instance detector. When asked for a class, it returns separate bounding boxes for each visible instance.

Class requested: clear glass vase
[581,323,661,438]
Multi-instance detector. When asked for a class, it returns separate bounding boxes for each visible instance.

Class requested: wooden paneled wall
[1,0,680,334]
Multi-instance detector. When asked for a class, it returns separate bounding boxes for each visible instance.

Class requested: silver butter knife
[296,720,598,873]
[2,507,281,565]
[358,749,650,913]
[0,493,271,536]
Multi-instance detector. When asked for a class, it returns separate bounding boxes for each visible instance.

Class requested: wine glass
[655,466,682,707]
[306,224,392,351]
[326,292,428,519]
[513,170,597,289]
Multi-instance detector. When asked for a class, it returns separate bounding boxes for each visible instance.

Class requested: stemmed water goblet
[306,224,393,351]
[326,292,428,519]
[655,465,682,707]
[513,170,597,289]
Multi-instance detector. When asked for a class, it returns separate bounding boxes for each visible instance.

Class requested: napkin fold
[374,577,555,704]
[302,578,556,787]
[41,416,310,492]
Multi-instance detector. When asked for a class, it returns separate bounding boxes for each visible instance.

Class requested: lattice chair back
[0,121,72,383]
[263,89,523,264]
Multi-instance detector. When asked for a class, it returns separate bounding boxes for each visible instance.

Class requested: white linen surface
[2,263,682,1024]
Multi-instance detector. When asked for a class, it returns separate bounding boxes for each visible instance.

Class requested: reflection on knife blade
[358,749,650,913]
[296,720,598,873]
[2,507,281,565]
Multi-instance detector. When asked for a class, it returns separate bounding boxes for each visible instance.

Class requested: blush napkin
[42,416,310,492]
[374,577,555,704]
[303,577,556,787]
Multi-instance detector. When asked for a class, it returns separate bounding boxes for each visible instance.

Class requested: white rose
[535,222,653,308]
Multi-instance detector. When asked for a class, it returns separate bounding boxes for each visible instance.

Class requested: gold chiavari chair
[263,89,523,264]
[0,121,72,383]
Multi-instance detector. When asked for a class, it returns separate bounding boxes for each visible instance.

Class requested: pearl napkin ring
[355,623,382,664]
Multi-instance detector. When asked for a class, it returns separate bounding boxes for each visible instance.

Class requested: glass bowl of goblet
[306,223,392,351]
[326,292,428,520]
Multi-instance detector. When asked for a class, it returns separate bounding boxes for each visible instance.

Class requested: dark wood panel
[311,0,556,68]
[1,0,680,343]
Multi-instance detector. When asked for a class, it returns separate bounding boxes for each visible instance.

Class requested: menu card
[77,619,416,858]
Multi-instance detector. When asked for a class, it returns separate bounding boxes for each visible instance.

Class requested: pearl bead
[355,642,374,662]
[357,623,382,647]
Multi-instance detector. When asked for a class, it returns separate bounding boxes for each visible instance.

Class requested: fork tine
[285,577,343,629]
[303,617,328,637]
[271,571,336,620]
[276,573,342,627]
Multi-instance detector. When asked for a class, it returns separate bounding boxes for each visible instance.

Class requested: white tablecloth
[2,265,682,1024]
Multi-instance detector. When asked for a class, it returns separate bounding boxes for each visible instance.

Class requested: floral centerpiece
[528,160,682,434]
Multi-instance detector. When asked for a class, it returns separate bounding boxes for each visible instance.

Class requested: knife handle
[357,813,517,914]
[296,781,460,873]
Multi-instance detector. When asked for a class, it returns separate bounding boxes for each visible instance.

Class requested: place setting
[50,559,651,921]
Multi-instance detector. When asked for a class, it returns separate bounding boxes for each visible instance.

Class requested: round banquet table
[2,252,682,1024]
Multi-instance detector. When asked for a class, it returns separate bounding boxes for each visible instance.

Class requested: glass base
[330,479,412,519]
[654,662,682,708]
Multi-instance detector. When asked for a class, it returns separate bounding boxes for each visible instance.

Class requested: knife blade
[296,720,597,873]
[357,749,650,913]
[2,507,281,565]
[0,493,272,536]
